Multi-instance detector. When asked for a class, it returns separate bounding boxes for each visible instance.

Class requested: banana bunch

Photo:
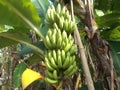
[44,4,78,85]
[44,28,77,54]
[45,50,78,84]
[45,4,76,34]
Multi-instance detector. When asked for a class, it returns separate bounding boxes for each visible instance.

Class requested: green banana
[61,50,65,63]
[61,6,66,14]
[62,33,68,43]
[44,4,79,80]
[67,62,77,76]
[50,57,58,69]
[66,11,71,21]
[44,38,50,49]
[50,10,54,21]
[53,70,58,80]
[69,55,76,65]
[46,70,54,79]
[70,23,76,33]
[51,30,56,47]
[57,50,62,68]
[52,50,57,61]
[45,57,54,71]
[53,23,59,30]
[45,77,58,84]
[63,20,68,32]
[59,16,64,29]
[56,4,61,13]
[44,35,52,49]
[56,35,62,48]
[62,41,66,49]
[51,5,55,12]
[72,61,77,68]
[47,29,52,38]
[62,55,70,69]
[57,49,61,55]
[69,45,77,54]
[62,31,67,40]
[47,8,52,19]
[56,30,62,48]
[63,65,74,76]
[67,66,78,77]
[68,35,74,45]
[63,43,71,52]
[47,51,52,59]
[58,55,62,68]
[54,13,60,24]
[68,34,73,40]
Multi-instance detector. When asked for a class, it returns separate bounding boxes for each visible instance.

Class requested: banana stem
[70,0,95,90]
[56,80,63,90]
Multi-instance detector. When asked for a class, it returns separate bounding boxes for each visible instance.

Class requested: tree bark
[70,0,95,90]
[66,0,116,89]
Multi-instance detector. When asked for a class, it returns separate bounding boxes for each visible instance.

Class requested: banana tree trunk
[66,0,116,90]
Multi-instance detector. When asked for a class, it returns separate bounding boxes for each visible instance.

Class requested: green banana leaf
[0,29,44,59]
[96,12,120,29]
[17,41,46,57]
[0,0,44,39]
[0,0,40,27]
[94,0,111,11]
[27,54,43,65]
[13,62,27,88]
[0,27,29,48]
[0,37,18,48]
[111,0,120,11]
[112,49,120,76]
[94,0,120,11]
[31,0,50,20]
[31,0,50,36]
[109,41,120,76]
[101,26,120,41]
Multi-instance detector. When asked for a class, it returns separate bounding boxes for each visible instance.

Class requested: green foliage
[109,41,120,76]
[0,37,17,48]
[0,29,44,57]
[17,41,46,62]
[95,0,120,12]
[31,0,50,20]
[0,0,44,56]
[0,25,5,32]
[96,12,120,29]
[27,54,42,65]
[17,45,35,57]
[0,27,29,48]
[0,0,120,89]
[13,62,27,88]
[111,0,120,11]
[0,0,40,27]
[95,0,111,11]
[102,26,120,41]
[79,81,103,90]
[95,0,120,77]
[31,0,50,36]
[95,9,104,16]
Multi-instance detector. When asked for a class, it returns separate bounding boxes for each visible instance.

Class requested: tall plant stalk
[70,0,95,90]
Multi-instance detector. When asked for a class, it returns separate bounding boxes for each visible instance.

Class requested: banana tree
[0,0,120,90]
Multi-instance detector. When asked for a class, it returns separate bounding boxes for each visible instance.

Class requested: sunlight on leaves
[0,0,40,26]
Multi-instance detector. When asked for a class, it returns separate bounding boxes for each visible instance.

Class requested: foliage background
[0,0,120,90]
